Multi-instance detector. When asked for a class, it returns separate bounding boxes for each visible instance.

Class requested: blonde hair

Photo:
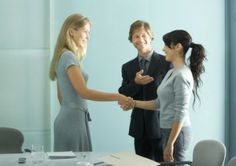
[49,13,90,81]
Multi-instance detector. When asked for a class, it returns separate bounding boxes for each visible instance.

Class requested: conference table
[0,151,159,166]
[0,152,104,166]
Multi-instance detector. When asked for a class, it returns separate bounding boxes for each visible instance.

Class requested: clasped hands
[118,96,135,111]
[117,70,154,111]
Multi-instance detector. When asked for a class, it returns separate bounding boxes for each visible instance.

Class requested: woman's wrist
[166,141,174,147]
[133,100,137,108]
[116,93,122,101]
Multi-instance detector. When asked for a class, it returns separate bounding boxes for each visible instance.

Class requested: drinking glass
[77,152,92,166]
[31,145,45,164]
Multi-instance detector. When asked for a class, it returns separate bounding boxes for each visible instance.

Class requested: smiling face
[131,27,152,56]
[162,44,176,62]
[162,44,183,63]
[162,43,185,66]
[70,23,90,50]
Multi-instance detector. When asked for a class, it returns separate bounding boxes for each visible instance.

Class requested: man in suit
[119,20,170,162]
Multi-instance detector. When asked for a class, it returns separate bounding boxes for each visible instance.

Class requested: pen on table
[110,154,120,159]
[94,161,105,165]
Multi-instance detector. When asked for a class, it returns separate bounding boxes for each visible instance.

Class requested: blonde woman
[49,13,129,152]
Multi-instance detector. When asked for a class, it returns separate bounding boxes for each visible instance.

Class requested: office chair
[228,156,236,166]
[158,139,226,166]
[0,127,24,153]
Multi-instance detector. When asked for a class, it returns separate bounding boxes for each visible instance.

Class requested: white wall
[0,0,51,151]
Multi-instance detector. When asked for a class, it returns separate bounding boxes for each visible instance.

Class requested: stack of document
[97,152,159,166]
[47,151,76,159]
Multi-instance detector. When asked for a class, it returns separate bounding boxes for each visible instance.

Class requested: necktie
[140,59,147,75]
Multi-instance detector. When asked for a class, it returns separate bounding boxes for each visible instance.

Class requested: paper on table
[97,152,159,166]
[47,151,76,159]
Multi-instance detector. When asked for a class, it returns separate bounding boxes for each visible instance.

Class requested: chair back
[228,156,236,166]
[0,127,24,153]
[192,140,226,166]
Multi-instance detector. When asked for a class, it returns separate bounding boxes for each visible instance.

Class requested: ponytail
[188,42,206,104]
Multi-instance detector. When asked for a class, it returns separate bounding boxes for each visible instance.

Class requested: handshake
[118,95,135,111]
[116,70,154,111]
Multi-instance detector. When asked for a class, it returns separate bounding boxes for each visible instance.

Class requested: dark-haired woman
[123,30,206,162]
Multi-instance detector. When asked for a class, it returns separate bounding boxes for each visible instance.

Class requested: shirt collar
[138,49,153,62]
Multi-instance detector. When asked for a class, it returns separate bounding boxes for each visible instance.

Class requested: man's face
[131,27,152,54]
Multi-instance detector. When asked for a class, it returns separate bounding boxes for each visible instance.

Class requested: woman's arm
[164,121,183,161]
[134,99,158,111]
[67,65,127,103]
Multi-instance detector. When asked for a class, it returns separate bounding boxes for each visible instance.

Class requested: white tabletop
[0,152,107,166]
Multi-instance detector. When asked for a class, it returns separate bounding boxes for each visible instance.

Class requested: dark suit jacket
[119,51,171,139]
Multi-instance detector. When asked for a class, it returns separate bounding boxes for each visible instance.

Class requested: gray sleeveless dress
[54,50,92,152]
